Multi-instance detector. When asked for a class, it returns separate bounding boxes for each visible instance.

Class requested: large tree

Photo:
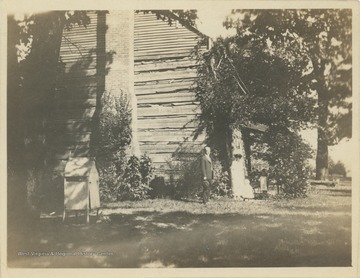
[8,11,91,225]
[224,9,352,180]
[194,34,315,196]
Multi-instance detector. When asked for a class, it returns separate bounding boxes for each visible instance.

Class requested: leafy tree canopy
[222,9,351,180]
[328,158,347,177]
[194,33,317,138]
[224,9,352,143]
[193,11,324,196]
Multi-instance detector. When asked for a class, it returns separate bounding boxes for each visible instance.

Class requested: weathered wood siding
[53,11,104,175]
[53,11,207,178]
[134,12,206,174]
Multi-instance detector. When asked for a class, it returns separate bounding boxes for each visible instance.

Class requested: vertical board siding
[134,12,206,176]
[54,11,101,174]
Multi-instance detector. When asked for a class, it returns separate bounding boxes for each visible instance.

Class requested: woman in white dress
[239,178,254,200]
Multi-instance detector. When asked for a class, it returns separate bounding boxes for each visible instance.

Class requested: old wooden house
[53,10,209,180]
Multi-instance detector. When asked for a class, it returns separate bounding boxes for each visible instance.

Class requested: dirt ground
[7,182,352,268]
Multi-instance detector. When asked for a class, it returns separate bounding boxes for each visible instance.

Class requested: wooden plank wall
[134,12,206,176]
[53,11,103,175]
[53,11,207,179]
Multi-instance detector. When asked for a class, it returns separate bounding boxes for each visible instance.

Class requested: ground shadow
[8,203,351,268]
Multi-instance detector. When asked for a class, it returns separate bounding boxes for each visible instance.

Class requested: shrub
[167,152,231,200]
[329,158,347,177]
[255,129,312,198]
[98,164,119,202]
[211,160,232,198]
[139,153,154,185]
[149,176,167,199]
[94,91,132,202]
[119,155,152,201]
[167,155,202,200]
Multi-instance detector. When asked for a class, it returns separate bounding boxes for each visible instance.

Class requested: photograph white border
[1,1,359,277]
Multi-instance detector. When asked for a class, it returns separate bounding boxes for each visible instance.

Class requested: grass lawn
[7,182,352,268]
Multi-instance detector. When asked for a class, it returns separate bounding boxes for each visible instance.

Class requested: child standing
[259,169,268,194]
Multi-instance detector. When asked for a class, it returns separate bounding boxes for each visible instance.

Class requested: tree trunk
[242,129,252,173]
[7,15,31,228]
[7,12,65,228]
[316,127,329,180]
[224,127,233,187]
[316,86,329,180]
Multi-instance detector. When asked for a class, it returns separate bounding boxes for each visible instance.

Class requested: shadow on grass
[8,205,351,268]
[178,198,203,204]
[325,189,351,194]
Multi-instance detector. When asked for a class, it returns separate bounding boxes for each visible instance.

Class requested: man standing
[200,146,213,204]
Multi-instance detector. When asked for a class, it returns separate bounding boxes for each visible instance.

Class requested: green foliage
[194,34,315,197]
[119,156,152,201]
[7,12,92,218]
[224,9,352,179]
[149,176,167,199]
[166,152,231,200]
[194,34,317,169]
[253,129,313,198]
[13,11,90,53]
[329,158,347,177]
[139,154,154,185]
[97,91,132,155]
[167,156,202,200]
[95,91,132,202]
[211,160,232,198]
[195,36,317,132]
[98,164,120,202]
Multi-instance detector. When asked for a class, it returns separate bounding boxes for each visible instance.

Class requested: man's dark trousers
[202,180,211,204]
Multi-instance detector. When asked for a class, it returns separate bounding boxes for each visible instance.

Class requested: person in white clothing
[259,169,268,193]
[239,178,254,200]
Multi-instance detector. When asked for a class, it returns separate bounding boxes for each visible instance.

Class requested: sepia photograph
[1,1,359,277]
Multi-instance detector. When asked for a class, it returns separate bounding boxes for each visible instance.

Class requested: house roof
[166,10,209,39]
[136,10,209,39]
